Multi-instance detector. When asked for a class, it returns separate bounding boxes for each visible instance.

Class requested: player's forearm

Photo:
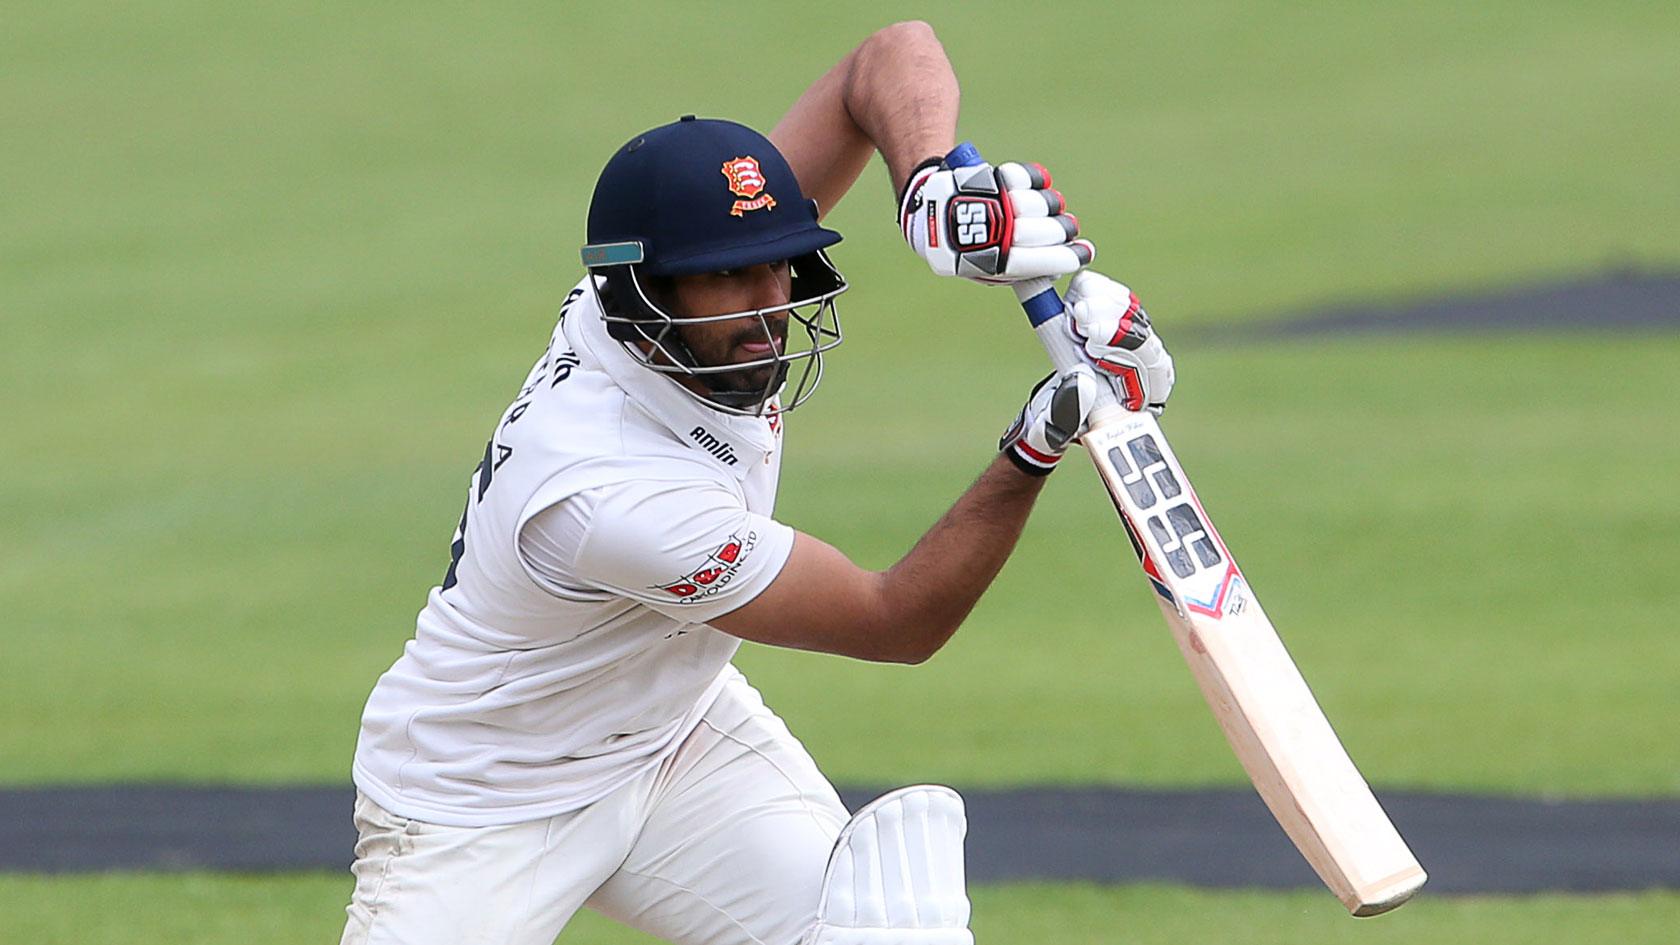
[770,21,959,215]
[871,453,1047,662]
[843,21,960,193]
[710,454,1048,664]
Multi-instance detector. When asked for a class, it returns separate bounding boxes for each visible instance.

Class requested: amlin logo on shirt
[655,532,758,603]
[689,425,739,466]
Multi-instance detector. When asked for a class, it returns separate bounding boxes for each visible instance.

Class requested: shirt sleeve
[517,495,604,600]
[520,481,795,625]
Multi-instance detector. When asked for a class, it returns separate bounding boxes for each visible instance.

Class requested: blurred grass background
[2,875,1678,945]
[3,0,1677,941]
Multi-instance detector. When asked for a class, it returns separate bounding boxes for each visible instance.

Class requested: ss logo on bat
[1108,434,1222,579]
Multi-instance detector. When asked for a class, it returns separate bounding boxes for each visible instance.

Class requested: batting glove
[900,146,1094,285]
[999,365,1100,476]
[1065,270,1175,414]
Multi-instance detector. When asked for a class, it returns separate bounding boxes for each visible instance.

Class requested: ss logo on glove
[951,199,1001,249]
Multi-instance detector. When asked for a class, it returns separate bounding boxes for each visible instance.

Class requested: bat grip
[943,142,1123,411]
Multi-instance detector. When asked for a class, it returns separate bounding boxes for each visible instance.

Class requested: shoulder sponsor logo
[655,531,758,604]
[689,425,739,466]
[721,156,777,217]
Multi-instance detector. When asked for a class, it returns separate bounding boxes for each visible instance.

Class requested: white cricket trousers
[338,673,850,945]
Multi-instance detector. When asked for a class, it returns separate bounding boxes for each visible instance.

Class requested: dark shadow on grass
[4,783,1677,895]
[1202,268,1680,340]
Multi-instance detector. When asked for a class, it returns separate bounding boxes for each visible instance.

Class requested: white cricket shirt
[352,278,796,826]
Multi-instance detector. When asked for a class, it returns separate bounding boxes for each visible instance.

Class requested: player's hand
[900,152,1094,285]
[999,365,1099,476]
[1065,270,1175,414]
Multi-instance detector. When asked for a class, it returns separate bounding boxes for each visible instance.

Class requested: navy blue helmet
[582,116,847,415]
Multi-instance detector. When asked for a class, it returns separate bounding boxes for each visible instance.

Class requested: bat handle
[942,142,1123,412]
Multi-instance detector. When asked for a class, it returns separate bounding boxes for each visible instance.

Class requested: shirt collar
[565,277,779,476]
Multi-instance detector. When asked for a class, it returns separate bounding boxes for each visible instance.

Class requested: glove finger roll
[1003,241,1095,279]
[1007,188,1065,218]
[1010,215,1081,248]
[1063,269,1127,308]
[994,162,1030,190]
[996,162,1052,190]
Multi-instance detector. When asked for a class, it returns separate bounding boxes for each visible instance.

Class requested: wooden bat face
[1079,404,1426,916]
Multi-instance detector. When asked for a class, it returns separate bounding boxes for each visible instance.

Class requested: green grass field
[3,0,1677,941]
[3,875,1678,945]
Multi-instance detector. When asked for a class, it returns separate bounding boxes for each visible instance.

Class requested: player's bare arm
[770,20,960,213]
[710,274,1162,665]
[712,455,1046,665]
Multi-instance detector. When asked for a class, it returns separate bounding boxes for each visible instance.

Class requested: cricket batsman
[341,21,1175,945]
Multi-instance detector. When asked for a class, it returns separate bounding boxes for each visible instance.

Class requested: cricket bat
[939,141,1425,914]
[1012,274,1426,915]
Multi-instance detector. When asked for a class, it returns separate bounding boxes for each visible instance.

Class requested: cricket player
[341,21,1174,945]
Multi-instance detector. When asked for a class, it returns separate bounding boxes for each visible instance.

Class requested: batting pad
[803,785,972,945]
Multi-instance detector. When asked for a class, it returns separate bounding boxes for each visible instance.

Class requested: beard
[681,317,790,398]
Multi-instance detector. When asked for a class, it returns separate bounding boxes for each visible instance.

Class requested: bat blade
[1080,405,1426,916]
[955,127,1425,908]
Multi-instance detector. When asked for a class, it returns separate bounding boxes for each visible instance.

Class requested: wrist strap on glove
[897,155,945,212]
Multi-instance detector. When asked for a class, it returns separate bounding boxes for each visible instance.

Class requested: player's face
[665,260,794,397]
